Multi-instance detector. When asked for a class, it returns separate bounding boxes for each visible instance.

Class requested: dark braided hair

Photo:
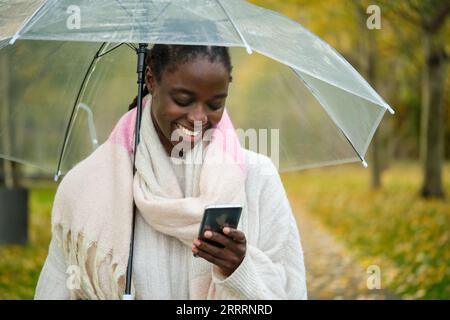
[128,44,233,111]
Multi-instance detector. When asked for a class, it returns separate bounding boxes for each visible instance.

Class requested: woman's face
[145,58,231,155]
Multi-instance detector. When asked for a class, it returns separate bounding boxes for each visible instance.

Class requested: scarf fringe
[53,224,131,300]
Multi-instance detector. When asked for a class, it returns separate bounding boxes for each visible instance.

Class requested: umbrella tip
[385,104,395,115]
[9,36,18,45]
[362,159,368,168]
[245,46,253,55]
[53,170,61,182]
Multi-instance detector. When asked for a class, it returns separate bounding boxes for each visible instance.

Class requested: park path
[293,204,397,300]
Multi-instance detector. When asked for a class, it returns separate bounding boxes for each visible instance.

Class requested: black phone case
[198,206,242,249]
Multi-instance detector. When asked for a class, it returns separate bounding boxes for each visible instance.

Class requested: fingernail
[194,239,201,246]
[204,231,212,238]
[223,227,230,234]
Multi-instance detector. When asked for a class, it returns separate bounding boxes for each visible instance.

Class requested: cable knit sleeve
[211,155,307,299]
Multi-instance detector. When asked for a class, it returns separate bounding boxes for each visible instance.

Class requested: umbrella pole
[124,43,148,300]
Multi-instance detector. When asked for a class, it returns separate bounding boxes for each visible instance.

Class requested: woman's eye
[208,104,223,111]
[173,98,192,107]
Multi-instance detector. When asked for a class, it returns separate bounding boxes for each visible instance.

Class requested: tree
[250,0,448,197]
[354,1,383,189]
[0,52,21,189]
[417,1,449,198]
[386,0,450,198]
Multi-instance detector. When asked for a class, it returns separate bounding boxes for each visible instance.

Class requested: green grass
[0,187,55,300]
[282,161,450,299]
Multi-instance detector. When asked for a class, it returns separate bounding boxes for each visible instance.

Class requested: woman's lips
[172,122,204,143]
[176,123,200,137]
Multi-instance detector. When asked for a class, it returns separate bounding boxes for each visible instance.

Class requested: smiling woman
[145,45,231,155]
[34,44,307,300]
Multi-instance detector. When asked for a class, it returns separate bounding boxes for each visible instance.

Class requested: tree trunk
[0,52,16,188]
[367,33,382,189]
[420,29,446,199]
[371,130,382,189]
[355,2,382,189]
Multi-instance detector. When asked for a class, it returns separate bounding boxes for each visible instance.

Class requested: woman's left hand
[192,227,247,277]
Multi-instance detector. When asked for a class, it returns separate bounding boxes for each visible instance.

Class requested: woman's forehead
[161,59,230,95]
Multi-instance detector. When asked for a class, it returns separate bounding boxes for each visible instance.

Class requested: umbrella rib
[339,129,368,168]
[126,43,137,51]
[115,0,167,39]
[97,42,134,57]
[264,52,394,114]
[215,0,253,54]
[115,0,148,40]
[0,154,53,173]
[8,0,49,45]
[54,42,108,181]
[152,1,172,24]
[289,66,368,168]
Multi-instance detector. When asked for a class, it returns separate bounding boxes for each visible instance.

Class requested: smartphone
[197,205,243,249]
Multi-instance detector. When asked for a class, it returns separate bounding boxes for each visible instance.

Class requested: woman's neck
[150,107,173,156]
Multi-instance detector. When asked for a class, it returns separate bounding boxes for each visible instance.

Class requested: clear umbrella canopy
[0,0,394,177]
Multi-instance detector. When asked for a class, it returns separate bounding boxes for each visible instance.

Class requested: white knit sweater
[34,150,307,300]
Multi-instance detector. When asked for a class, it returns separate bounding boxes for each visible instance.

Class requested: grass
[0,161,448,299]
[0,187,55,300]
[282,161,450,299]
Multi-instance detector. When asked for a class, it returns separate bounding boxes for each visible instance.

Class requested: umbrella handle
[77,103,99,150]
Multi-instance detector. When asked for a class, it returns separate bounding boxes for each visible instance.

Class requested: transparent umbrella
[0,0,394,179]
[0,0,395,298]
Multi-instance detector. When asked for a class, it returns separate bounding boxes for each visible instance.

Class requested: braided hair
[128,44,233,111]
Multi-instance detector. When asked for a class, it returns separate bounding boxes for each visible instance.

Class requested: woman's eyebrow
[170,88,227,99]
[170,88,194,96]
[212,93,228,99]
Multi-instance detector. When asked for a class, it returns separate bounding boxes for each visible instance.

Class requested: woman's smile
[173,122,205,143]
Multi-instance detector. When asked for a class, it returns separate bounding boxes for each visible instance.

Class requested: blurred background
[0,0,449,299]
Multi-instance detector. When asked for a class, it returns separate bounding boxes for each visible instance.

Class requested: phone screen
[197,205,242,248]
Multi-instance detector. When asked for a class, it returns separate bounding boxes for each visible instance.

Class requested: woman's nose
[187,104,207,125]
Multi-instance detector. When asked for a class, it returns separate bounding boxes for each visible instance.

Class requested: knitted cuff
[211,246,261,299]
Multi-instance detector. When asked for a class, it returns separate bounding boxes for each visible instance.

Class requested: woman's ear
[145,66,156,95]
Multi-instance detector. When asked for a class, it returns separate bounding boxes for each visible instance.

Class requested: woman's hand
[192,227,247,277]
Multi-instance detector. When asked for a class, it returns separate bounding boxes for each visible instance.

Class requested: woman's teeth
[176,123,200,137]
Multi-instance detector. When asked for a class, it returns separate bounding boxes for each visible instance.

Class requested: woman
[35,44,307,300]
